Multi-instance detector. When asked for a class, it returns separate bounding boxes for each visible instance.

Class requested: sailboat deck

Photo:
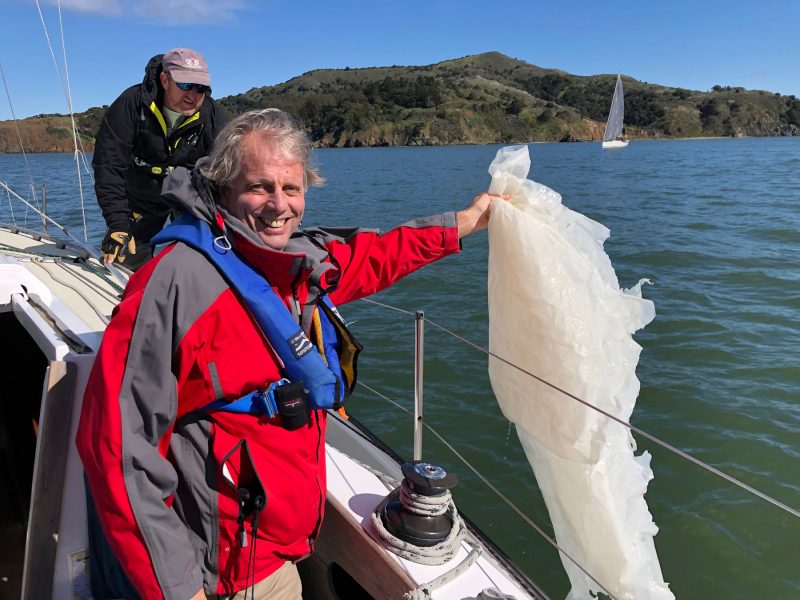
[0,224,124,348]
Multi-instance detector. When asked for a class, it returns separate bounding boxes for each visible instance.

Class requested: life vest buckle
[254,389,279,419]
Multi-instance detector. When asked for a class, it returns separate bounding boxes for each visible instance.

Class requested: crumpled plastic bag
[486,145,673,600]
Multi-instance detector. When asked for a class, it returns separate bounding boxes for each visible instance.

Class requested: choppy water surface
[1,137,798,598]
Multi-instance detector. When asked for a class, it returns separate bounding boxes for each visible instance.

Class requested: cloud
[51,0,122,15]
[47,0,248,24]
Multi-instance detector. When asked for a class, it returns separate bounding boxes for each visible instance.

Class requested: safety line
[357,380,617,599]
[359,297,800,520]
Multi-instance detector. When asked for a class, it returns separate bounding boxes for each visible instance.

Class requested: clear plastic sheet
[487,145,673,600]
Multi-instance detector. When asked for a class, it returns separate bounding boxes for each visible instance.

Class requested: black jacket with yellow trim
[92,54,229,231]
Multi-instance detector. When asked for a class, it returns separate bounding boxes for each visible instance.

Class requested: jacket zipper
[290,291,302,324]
[288,277,322,556]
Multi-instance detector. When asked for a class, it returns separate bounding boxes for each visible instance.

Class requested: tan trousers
[209,562,303,600]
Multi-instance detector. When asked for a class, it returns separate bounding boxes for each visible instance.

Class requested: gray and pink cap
[162,48,211,86]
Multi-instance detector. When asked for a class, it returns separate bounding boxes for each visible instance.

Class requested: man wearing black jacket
[93,48,229,270]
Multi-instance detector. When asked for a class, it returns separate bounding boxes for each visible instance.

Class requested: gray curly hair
[200,108,324,189]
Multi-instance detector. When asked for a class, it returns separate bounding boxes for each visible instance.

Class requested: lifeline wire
[0,182,96,257]
[0,185,129,290]
[360,297,800,520]
[422,314,800,520]
[356,379,616,600]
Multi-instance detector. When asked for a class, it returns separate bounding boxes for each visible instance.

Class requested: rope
[401,545,483,600]
[0,242,29,254]
[370,485,466,565]
[368,479,483,600]
[46,262,112,324]
[355,381,615,599]
[0,253,111,325]
[72,259,126,295]
[331,440,508,600]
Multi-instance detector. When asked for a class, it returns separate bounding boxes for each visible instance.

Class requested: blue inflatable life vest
[152,213,360,411]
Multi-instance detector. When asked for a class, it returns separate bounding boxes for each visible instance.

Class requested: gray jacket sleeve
[117,246,227,598]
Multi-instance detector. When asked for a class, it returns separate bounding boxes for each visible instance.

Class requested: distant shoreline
[3,52,800,152]
[2,134,795,156]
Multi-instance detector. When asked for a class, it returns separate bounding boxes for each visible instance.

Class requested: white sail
[602,75,627,147]
[487,145,672,599]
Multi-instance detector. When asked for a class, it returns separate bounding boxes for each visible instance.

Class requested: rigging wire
[0,182,128,288]
[3,185,17,226]
[357,379,617,600]
[56,0,93,179]
[0,62,41,228]
[56,0,91,236]
[1,181,94,256]
[359,297,800,520]
[34,0,90,241]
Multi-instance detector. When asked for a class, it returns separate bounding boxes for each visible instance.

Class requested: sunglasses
[173,81,210,94]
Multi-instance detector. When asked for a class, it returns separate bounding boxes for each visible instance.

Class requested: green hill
[2,52,798,151]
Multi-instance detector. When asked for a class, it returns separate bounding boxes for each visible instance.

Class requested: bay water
[1,137,798,598]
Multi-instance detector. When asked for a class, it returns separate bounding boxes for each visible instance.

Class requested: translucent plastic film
[486,145,673,600]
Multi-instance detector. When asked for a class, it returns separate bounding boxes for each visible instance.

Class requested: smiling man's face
[220,135,305,250]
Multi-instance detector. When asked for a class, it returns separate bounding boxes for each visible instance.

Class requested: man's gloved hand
[101,229,136,264]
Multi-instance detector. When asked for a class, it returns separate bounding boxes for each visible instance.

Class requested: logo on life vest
[288,331,314,359]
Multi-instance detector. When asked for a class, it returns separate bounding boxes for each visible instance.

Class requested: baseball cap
[162,48,211,86]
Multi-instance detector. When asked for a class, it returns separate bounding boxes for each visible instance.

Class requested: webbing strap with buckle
[133,156,174,176]
[204,379,288,417]
[152,213,348,411]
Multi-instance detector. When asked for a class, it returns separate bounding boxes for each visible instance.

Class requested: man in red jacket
[77,109,504,600]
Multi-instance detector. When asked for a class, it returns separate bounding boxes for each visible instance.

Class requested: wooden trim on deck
[298,493,416,600]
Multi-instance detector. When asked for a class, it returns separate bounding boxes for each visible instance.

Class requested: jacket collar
[138,53,165,107]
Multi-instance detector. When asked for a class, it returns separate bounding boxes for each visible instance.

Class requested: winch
[376,461,459,547]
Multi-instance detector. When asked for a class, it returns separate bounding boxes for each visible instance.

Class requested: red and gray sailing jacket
[76,166,461,599]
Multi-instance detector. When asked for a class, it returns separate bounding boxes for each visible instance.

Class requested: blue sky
[1,0,797,121]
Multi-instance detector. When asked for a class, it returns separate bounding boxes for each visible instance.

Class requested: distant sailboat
[602,75,629,149]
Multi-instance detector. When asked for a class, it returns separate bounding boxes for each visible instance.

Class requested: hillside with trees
[2,52,799,152]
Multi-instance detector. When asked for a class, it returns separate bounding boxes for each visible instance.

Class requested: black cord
[246,507,261,600]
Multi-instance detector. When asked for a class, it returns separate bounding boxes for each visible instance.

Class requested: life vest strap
[152,213,356,412]
[204,379,289,417]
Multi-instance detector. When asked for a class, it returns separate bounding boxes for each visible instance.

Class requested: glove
[101,230,136,264]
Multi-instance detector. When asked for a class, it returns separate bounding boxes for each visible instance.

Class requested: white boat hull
[602,140,629,149]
